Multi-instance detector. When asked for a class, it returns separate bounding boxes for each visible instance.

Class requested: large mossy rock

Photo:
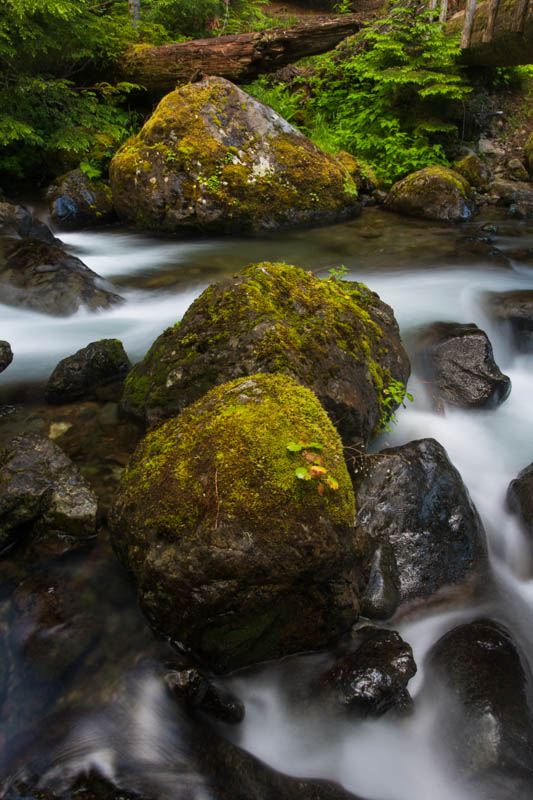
[111,373,359,672]
[0,238,124,316]
[121,262,410,444]
[109,76,360,234]
[384,166,474,222]
[353,438,488,614]
[46,169,115,230]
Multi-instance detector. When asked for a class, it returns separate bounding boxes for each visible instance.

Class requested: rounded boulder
[384,166,474,222]
[110,373,358,672]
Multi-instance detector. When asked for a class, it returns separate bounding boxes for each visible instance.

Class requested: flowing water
[2,208,533,800]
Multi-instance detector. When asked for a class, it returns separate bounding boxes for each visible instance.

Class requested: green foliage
[380,378,413,433]
[328,264,349,281]
[287,441,339,494]
[247,77,305,124]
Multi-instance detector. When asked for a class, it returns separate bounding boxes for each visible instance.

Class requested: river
[1,207,533,800]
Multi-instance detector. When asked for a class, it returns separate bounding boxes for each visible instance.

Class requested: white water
[2,211,533,799]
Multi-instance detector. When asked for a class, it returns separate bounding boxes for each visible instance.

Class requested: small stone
[0,341,13,373]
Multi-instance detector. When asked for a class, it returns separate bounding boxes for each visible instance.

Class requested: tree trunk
[439,0,449,24]
[512,0,529,32]
[120,15,361,100]
[128,0,140,28]
[482,0,500,41]
[460,0,478,47]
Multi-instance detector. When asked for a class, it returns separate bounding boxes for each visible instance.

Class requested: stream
[1,206,533,800]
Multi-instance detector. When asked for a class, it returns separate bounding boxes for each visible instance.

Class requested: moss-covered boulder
[384,166,474,222]
[46,169,115,230]
[110,373,359,672]
[453,154,490,192]
[109,76,360,234]
[121,262,410,444]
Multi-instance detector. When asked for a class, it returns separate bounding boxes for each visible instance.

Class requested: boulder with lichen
[109,76,360,234]
[384,166,474,221]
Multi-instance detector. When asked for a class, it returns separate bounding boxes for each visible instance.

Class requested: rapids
[1,207,533,800]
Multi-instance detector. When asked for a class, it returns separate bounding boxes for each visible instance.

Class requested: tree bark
[482,0,500,41]
[511,0,529,32]
[439,0,449,24]
[120,15,361,100]
[128,0,140,28]
[460,0,478,47]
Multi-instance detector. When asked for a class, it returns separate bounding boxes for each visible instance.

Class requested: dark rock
[0,340,13,373]
[427,619,533,790]
[484,290,533,352]
[45,339,131,404]
[505,158,529,182]
[0,432,98,553]
[10,574,99,681]
[359,540,400,620]
[110,76,361,234]
[507,462,533,536]
[6,772,147,800]
[526,132,533,178]
[121,262,410,445]
[0,238,124,317]
[384,166,474,222]
[353,438,488,611]
[316,625,416,717]
[492,179,533,217]
[164,667,245,724]
[0,202,57,244]
[46,169,115,230]
[417,322,511,409]
[111,374,359,672]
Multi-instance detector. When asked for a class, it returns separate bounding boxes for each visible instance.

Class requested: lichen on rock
[111,373,359,672]
[109,76,361,234]
[384,166,474,222]
[121,261,410,445]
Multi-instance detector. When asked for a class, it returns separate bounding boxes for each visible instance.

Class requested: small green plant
[80,159,102,179]
[287,440,339,495]
[380,378,414,433]
[328,264,349,281]
[334,0,353,13]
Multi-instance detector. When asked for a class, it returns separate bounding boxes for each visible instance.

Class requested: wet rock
[121,261,410,445]
[7,771,147,800]
[45,339,131,404]
[110,76,360,234]
[353,438,488,611]
[0,432,98,553]
[484,290,533,352]
[0,201,57,244]
[316,625,416,717]
[417,322,511,409]
[0,340,13,373]
[427,619,533,790]
[164,667,245,724]
[10,574,99,681]
[453,154,490,191]
[507,462,533,536]
[491,179,533,218]
[46,169,115,230]
[359,540,400,620]
[111,374,359,672]
[0,238,124,316]
[384,166,474,222]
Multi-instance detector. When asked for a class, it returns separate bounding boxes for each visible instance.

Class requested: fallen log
[447,0,533,65]
[120,15,361,100]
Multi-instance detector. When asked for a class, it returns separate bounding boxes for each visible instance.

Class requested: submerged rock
[384,166,474,222]
[0,432,98,553]
[427,619,533,793]
[507,462,533,536]
[164,667,245,724]
[110,76,360,234]
[0,340,13,373]
[121,261,410,445]
[45,339,131,404]
[46,168,115,230]
[353,438,488,612]
[0,238,124,316]
[316,625,416,717]
[484,290,533,352]
[0,201,57,244]
[111,374,359,672]
[417,322,511,409]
